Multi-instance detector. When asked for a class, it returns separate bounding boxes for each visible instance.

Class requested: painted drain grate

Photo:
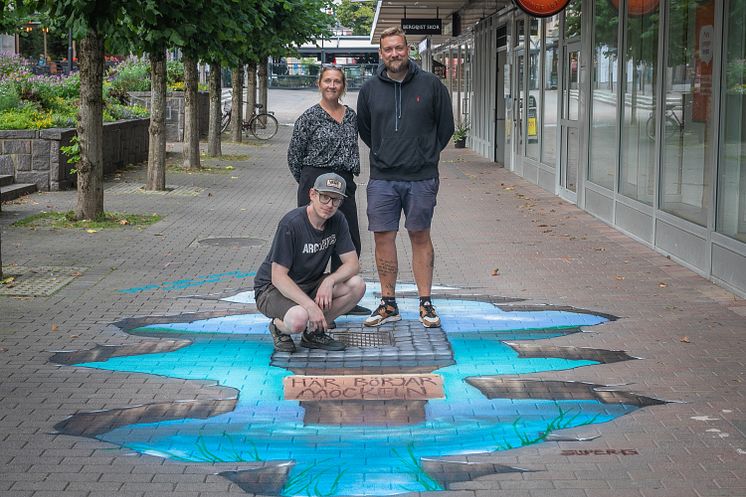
[329,330,393,348]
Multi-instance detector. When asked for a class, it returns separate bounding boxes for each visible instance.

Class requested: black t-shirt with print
[253,207,355,295]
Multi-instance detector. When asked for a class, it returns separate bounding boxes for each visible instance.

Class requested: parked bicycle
[221,103,279,141]
[646,103,683,141]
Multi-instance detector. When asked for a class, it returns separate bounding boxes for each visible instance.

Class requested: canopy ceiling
[369,0,514,45]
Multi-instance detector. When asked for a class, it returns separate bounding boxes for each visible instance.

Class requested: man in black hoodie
[357,26,454,330]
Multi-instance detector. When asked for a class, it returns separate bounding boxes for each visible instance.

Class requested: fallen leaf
[680,336,690,343]
[69,271,82,277]
[658,282,668,288]
[86,229,98,234]
[224,165,235,170]
[1,276,16,285]
[51,324,59,332]
[119,219,130,225]
[615,275,625,281]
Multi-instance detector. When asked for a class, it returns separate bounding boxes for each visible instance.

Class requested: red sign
[608,0,660,16]
[512,0,572,18]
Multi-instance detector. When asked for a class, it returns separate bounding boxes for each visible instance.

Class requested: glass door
[559,42,581,198]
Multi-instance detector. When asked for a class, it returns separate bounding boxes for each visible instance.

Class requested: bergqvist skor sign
[512,0,572,17]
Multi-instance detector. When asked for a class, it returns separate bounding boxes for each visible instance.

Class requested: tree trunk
[231,64,243,142]
[75,31,104,220]
[147,49,167,190]
[245,61,257,119]
[183,55,200,169]
[207,62,222,157]
[258,56,268,114]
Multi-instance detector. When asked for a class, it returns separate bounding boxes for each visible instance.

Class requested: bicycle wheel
[220,111,231,133]
[250,113,278,140]
[645,114,656,141]
[663,115,680,139]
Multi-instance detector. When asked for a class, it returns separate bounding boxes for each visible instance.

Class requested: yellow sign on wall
[528,117,537,137]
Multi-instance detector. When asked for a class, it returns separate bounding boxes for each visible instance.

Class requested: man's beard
[385,58,408,75]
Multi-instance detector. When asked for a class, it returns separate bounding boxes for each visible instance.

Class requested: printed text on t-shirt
[302,234,336,254]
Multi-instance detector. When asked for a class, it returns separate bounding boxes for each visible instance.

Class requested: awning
[369,0,514,45]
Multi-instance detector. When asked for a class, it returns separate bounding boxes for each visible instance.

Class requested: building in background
[370,0,746,297]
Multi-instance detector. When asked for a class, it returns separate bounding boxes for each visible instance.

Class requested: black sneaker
[419,301,441,328]
[269,321,296,353]
[346,304,372,315]
[364,300,401,327]
[300,329,346,351]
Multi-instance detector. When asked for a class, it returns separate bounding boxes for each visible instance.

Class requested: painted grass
[493,406,601,450]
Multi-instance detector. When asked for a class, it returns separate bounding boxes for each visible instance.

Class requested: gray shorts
[366,178,439,232]
[255,274,327,320]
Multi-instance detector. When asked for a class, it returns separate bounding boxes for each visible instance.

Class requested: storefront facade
[373,0,746,297]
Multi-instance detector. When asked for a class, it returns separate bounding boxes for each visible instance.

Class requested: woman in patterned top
[288,65,363,275]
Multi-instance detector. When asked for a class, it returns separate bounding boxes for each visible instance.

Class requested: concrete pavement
[0,89,744,497]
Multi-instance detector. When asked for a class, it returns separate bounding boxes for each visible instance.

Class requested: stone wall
[128,91,209,142]
[0,118,149,191]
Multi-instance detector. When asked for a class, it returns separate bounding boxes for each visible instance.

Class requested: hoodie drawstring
[394,82,402,132]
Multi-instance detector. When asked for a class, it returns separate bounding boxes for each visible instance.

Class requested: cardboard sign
[284,374,445,401]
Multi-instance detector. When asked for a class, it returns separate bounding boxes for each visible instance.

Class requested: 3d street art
[52,284,665,496]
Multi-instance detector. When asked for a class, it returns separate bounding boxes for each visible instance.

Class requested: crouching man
[254,173,366,352]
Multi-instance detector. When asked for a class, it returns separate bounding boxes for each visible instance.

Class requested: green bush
[0,52,29,79]
[0,61,148,130]
[0,102,52,129]
[108,59,150,95]
[166,60,185,86]
[107,58,208,93]
[0,83,20,111]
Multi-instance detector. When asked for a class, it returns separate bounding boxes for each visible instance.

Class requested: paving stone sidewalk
[0,94,745,496]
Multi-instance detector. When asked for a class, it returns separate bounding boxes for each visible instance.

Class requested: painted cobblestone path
[58,285,657,497]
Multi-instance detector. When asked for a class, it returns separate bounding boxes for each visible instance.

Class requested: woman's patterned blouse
[287,104,361,181]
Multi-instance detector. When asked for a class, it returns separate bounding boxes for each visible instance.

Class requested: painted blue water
[76,294,633,496]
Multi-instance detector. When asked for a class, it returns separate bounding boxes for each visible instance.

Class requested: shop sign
[401,18,442,35]
[608,0,660,16]
[512,0,572,18]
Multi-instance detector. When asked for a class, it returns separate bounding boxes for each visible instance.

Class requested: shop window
[589,0,619,190]
[717,0,746,242]
[619,3,659,205]
[564,0,582,39]
[527,18,541,160]
[660,0,715,226]
[542,16,560,168]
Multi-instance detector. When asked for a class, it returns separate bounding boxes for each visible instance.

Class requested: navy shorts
[366,178,439,232]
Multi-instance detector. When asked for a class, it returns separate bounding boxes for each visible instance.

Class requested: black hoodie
[357,61,454,181]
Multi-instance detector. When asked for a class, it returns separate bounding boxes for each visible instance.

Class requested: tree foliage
[244,0,333,63]
[335,0,374,36]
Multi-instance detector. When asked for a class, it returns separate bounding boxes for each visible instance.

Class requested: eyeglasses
[316,191,343,207]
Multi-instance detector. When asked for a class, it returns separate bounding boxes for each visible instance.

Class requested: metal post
[67,29,73,74]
